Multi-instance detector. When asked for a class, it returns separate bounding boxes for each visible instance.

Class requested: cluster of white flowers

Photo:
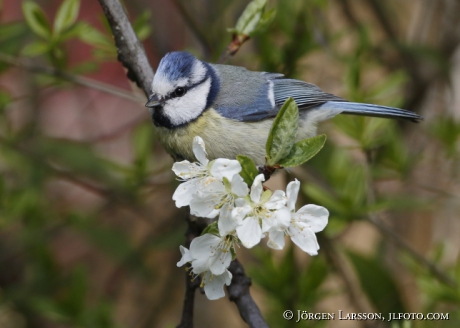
[174,136,329,300]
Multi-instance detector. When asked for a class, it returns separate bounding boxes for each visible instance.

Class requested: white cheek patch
[162,78,211,126]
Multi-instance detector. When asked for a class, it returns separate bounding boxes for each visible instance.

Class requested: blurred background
[1,0,460,327]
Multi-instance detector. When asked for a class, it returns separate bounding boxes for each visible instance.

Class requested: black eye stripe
[164,75,209,100]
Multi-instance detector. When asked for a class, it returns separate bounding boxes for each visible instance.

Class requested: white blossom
[234,174,289,248]
[201,269,232,300]
[267,179,329,255]
[172,136,242,209]
[176,231,238,300]
[189,233,236,275]
[177,245,193,267]
[189,173,249,219]
[173,137,330,301]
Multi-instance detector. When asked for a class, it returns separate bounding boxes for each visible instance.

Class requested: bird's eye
[174,87,186,97]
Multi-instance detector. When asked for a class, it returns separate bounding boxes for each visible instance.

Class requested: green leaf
[236,155,259,186]
[37,138,115,184]
[279,134,326,167]
[133,11,152,41]
[302,183,345,213]
[230,246,237,260]
[22,1,52,39]
[21,40,49,57]
[201,222,219,236]
[133,123,153,162]
[251,8,276,35]
[0,89,11,110]
[0,22,30,73]
[70,61,99,74]
[346,250,406,315]
[73,22,114,49]
[455,255,460,288]
[54,0,80,35]
[61,266,87,316]
[266,97,298,166]
[233,0,267,36]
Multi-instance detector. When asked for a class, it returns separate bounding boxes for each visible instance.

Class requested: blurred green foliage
[1,0,460,327]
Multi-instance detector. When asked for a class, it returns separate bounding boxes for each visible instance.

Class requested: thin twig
[218,34,250,64]
[177,213,206,328]
[367,214,457,288]
[98,0,154,96]
[171,0,213,58]
[88,112,147,142]
[363,151,457,288]
[364,0,432,112]
[318,235,376,328]
[0,52,143,103]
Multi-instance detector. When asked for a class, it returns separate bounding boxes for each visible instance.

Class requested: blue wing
[211,65,422,123]
[233,74,346,121]
[271,77,345,109]
[271,78,422,122]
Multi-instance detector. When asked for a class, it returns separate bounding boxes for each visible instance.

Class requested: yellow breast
[154,108,316,165]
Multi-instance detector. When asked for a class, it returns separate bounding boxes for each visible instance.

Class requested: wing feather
[270,78,346,109]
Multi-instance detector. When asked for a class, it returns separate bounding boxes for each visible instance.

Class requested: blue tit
[145,51,423,165]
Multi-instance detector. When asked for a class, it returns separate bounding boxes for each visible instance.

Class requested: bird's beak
[145,94,163,108]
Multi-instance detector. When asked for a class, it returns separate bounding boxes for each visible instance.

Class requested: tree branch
[227,260,268,328]
[97,0,154,96]
[0,52,143,103]
[177,213,206,328]
[367,214,457,288]
[218,34,250,64]
[171,0,213,58]
[363,150,457,288]
[97,2,267,327]
[318,236,375,328]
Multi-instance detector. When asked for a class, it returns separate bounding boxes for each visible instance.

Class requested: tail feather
[318,101,423,123]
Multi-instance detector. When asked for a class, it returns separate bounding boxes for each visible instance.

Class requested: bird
[145,51,423,165]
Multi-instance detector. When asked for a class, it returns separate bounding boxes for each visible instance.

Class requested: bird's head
[146,51,219,128]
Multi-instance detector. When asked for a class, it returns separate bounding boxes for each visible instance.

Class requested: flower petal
[218,204,238,235]
[289,226,319,256]
[250,174,265,203]
[274,207,291,229]
[286,179,300,212]
[230,174,249,197]
[193,136,209,166]
[172,161,200,180]
[210,159,242,180]
[296,204,329,232]
[203,270,232,300]
[200,178,225,194]
[267,230,285,250]
[236,216,262,248]
[265,190,287,210]
[172,179,200,208]
[190,234,221,273]
[188,180,224,218]
[209,249,232,275]
[231,203,252,225]
[261,208,290,233]
[177,245,193,267]
[189,194,219,218]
